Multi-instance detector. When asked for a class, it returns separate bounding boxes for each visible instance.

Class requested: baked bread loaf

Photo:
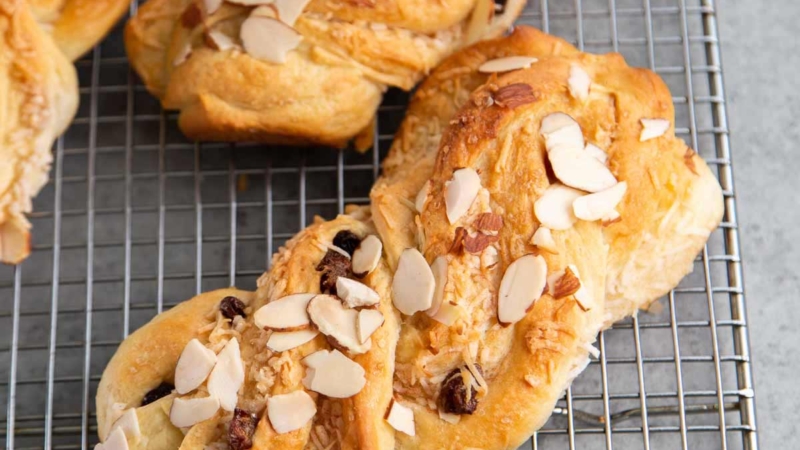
[124,0,525,147]
[0,0,78,264]
[28,0,132,60]
[95,26,723,450]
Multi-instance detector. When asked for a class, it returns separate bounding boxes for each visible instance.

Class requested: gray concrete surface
[718,0,800,447]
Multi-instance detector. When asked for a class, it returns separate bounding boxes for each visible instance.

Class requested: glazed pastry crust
[27,0,132,60]
[0,0,78,263]
[124,0,526,147]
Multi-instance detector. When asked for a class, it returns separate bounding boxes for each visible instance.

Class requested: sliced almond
[480,245,499,270]
[391,248,435,315]
[250,5,277,18]
[540,113,584,150]
[302,349,366,398]
[573,181,628,221]
[498,255,548,325]
[601,209,621,226]
[98,427,129,450]
[336,277,380,307]
[568,64,591,100]
[415,182,430,213]
[445,168,481,224]
[357,309,384,343]
[386,399,415,436]
[207,338,245,411]
[169,396,220,428]
[228,0,275,5]
[272,0,311,26]
[426,256,448,316]
[429,301,462,326]
[584,143,608,164]
[532,227,558,254]
[173,43,192,67]
[241,16,302,64]
[551,266,581,299]
[267,329,319,352]
[254,293,314,330]
[307,295,371,354]
[567,264,594,311]
[302,349,330,369]
[534,184,584,230]
[109,409,140,442]
[352,235,382,276]
[203,0,223,15]
[205,30,236,51]
[438,409,461,424]
[175,338,217,395]
[478,56,538,73]
[640,118,670,141]
[267,390,317,434]
[548,145,618,193]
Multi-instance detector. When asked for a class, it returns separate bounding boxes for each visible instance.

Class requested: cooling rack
[0,0,757,449]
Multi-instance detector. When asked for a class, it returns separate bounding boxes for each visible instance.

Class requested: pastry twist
[96,26,723,450]
[124,0,526,148]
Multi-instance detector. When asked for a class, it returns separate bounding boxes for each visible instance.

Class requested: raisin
[316,250,353,295]
[228,408,258,450]
[332,230,361,256]
[439,365,484,415]
[220,296,247,320]
[141,383,174,406]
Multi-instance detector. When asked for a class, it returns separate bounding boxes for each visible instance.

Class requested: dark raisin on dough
[141,383,174,406]
[439,364,484,415]
[316,250,353,295]
[228,408,258,450]
[220,296,247,320]
[332,230,361,256]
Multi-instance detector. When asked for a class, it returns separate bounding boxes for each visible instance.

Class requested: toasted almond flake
[551,266,581,299]
[170,396,220,428]
[494,83,537,108]
[307,295,371,354]
[173,43,192,67]
[203,0,223,14]
[532,227,558,253]
[97,427,128,450]
[640,118,670,141]
[205,30,236,51]
[227,0,275,5]
[568,64,591,100]
[327,244,351,259]
[302,350,330,369]
[548,145,618,193]
[207,338,245,411]
[584,143,608,164]
[302,350,366,398]
[267,329,319,352]
[254,293,314,330]
[174,338,217,394]
[567,265,594,311]
[573,182,628,221]
[351,235,382,276]
[474,212,503,233]
[429,301,462,326]
[391,248,435,315]
[426,256,448,316]
[272,0,311,26]
[386,399,415,436]
[478,56,538,73]
[448,227,467,254]
[357,309,384,343]
[540,113,584,149]
[463,232,499,254]
[415,182,430,213]
[534,184,584,230]
[241,16,301,64]
[336,277,380,307]
[109,409,140,442]
[498,255,548,325]
[481,245,499,269]
[445,168,481,224]
[267,390,317,434]
[438,409,461,424]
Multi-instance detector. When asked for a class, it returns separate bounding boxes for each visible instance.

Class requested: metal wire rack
[0,0,757,449]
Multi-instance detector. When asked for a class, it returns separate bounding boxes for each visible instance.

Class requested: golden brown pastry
[27,0,133,60]
[95,26,723,450]
[0,0,78,264]
[124,0,526,147]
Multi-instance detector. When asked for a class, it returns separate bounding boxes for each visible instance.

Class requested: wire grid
[0,0,756,449]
